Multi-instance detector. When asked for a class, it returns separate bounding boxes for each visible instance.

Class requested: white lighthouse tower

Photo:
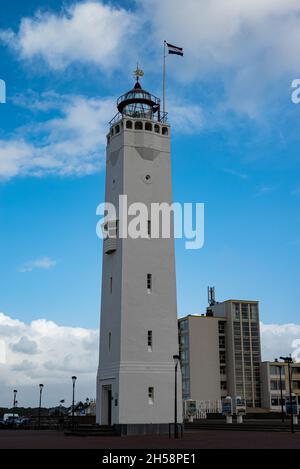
[96,70,182,434]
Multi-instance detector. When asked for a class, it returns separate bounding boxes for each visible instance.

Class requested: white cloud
[140,0,300,117]
[0,2,137,70]
[0,312,99,407]
[1,0,300,121]
[18,257,57,273]
[223,169,249,180]
[0,312,300,407]
[0,91,203,180]
[260,322,300,362]
[0,93,114,179]
[11,336,38,355]
[168,99,204,134]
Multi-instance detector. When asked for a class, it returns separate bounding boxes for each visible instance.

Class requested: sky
[0,0,300,407]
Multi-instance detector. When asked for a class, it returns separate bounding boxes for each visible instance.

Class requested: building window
[147,274,152,293]
[148,331,153,351]
[110,277,113,294]
[219,336,226,349]
[145,122,152,131]
[154,124,160,133]
[148,387,154,405]
[162,126,168,136]
[109,332,111,351]
[220,366,226,375]
[182,365,189,378]
[115,124,120,134]
[218,321,225,334]
[181,350,189,362]
[182,380,190,395]
[179,320,188,331]
[126,120,133,129]
[270,366,282,376]
[135,121,143,130]
[270,380,286,391]
[180,334,188,346]
[219,351,226,364]
[148,220,151,237]
[107,136,110,145]
[220,381,227,391]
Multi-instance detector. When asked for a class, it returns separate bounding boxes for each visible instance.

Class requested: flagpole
[163,40,166,116]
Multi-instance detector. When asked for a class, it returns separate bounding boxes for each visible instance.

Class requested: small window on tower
[126,120,133,129]
[145,122,152,131]
[135,121,143,130]
[148,331,153,351]
[147,274,152,293]
[154,124,160,133]
[115,124,120,134]
[148,387,154,405]
[162,127,168,136]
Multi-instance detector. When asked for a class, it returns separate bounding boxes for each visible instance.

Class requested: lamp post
[280,356,294,434]
[173,354,180,439]
[72,376,77,429]
[12,390,17,428]
[38,384,44,429]
[274,359,284,423]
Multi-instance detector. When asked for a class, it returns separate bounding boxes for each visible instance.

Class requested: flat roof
[178,314,226,321]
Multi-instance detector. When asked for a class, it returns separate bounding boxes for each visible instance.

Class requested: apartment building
[261,361,300,411]
[178,298,262,409]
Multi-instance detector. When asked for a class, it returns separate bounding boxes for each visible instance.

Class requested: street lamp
[280,356,295,434]
[173,354,180,439]
[38,384,44,429]
[72,376,77,429]
[274,359,284,423]
[12,390,17,428]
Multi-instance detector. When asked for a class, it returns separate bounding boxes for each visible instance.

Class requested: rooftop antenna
[208,286,216,307]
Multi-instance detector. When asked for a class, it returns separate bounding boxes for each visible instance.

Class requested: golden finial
[133,63,144,81]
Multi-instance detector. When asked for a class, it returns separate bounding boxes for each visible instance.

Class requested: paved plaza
[1,429,300,449]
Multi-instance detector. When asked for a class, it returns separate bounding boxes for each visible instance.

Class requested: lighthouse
[96,69,182,434]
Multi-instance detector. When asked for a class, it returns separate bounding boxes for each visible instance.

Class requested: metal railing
[109,111,168,127]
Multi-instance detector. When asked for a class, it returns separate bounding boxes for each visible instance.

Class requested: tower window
[115,124,120,134]
[110,277,113,294]
[148,387,154,405]
[147,274,152,293]
[107,136,110,145]
[148,331,153,351]
[110,127,114,136]
[147,220,151,237]
[135,121,143,130]
[154,124,160,133]
[126,120,133,129]
[162,127,168,136]
[145,122,152,131]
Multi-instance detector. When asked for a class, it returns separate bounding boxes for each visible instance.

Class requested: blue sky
[1,0,300,406]
[1,0,300,332]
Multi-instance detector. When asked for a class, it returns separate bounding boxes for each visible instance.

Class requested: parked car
[18,417,31,428]
[3,413,19,423]
[0,419,6,429]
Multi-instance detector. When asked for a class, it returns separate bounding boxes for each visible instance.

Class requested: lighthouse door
[101,385,112,426]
